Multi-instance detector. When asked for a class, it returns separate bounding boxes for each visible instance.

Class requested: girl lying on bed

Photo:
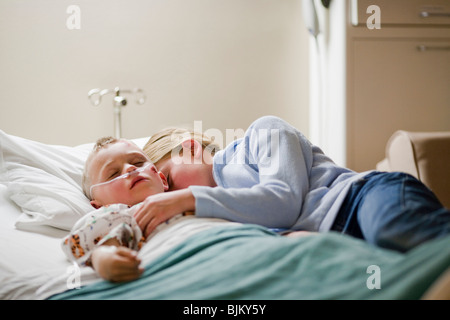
[138,115,450,252]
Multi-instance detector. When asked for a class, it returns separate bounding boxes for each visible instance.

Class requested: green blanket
[50,225,450,300]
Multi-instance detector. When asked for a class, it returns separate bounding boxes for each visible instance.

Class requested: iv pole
[88,87,146,138]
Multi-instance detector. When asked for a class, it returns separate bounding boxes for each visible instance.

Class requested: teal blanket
[51,225,450,300]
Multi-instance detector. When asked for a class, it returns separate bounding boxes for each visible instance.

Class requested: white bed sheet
[0,182,74,299]
[0,181,238,299]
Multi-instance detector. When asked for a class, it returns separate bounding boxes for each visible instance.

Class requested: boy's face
[88,140,168,208]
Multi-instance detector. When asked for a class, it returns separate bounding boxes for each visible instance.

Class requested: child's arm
[134,188,195,238]
[90,238,143,282]
[61,204,144,275]
[189,117,313,229]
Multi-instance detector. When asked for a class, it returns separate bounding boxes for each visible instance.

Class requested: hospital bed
[1,130,449,300]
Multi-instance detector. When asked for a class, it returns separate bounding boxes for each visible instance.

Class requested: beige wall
[0,0,310,147]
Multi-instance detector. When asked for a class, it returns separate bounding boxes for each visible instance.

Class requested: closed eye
[108,171,119,180]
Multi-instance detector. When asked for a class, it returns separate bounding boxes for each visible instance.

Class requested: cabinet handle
[420,11,450,18]
[417,45,450,52]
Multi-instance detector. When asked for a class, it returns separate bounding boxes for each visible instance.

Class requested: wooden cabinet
[349,37,450,171]
[324,0,450,172]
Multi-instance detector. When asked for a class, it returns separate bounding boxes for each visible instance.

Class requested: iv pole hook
[87,87,146,139]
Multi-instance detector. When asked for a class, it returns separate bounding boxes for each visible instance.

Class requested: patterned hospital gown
[61,203,145,267]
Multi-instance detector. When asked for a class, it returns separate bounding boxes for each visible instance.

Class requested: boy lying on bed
[61,137,175,282]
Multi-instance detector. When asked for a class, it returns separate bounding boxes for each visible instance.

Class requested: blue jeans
[331,172,450,252]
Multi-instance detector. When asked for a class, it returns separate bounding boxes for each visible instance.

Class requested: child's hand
[134,189,195,238]
[91,246,143,282]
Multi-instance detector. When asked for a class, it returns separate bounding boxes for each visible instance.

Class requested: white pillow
[0,130,149,231]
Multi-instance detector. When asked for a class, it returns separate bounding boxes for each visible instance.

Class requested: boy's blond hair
[143,127,221,164]
[82,136,119,200]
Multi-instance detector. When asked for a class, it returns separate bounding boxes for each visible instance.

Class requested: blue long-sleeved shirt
[189,116,371,232]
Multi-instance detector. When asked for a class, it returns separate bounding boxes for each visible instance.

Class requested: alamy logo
[66,262,81,289]
[367,5,381,30]
[66,5,81,30]
[168,121,280,175]
[366,265,381,289]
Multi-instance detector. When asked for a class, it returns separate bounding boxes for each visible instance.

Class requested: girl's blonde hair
[143,127,221,164]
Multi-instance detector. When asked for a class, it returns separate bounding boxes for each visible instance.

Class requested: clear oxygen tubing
[89,163,152,198]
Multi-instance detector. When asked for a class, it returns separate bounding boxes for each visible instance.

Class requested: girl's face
[155,149,216,191]
[88,140,168,208]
